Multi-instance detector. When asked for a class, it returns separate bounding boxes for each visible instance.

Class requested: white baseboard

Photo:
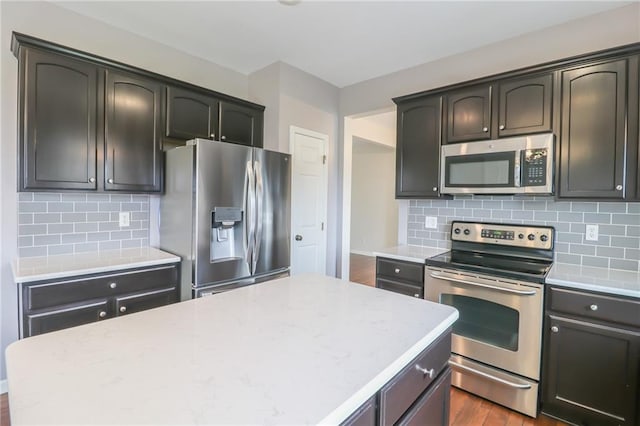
[350,250,375,257]
[0,379,7,394]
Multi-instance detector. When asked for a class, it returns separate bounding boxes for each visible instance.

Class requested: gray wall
[408,196,640,272]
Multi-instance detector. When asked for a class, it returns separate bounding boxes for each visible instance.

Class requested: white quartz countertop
[373,245,446,264]
[6,274,458,426]
[12,247,180,283]
[546,263,640,299]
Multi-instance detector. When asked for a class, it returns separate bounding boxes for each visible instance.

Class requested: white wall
[0,1,251,382]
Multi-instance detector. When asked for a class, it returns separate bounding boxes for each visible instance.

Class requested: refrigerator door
[194,139,253,287]
[252,149,291,277]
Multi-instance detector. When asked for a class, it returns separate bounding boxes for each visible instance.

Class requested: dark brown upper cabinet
[166,86,219,141]
[104,70,163,192]
[395,96,445,198]
[445,86,491,143]
[18,48,99,191]
[496,73,553,138]
[219,101,264,147]
[558,58,634,199]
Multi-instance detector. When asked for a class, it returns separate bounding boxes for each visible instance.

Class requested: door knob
[295,235,303,241]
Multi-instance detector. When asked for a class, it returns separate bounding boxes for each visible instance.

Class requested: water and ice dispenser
[210,207,243,262]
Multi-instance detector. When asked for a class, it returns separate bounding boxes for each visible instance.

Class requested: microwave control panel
[521,149,548,186]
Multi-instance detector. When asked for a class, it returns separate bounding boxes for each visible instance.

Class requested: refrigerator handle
[253,160,264,273]
[244,160,256,273]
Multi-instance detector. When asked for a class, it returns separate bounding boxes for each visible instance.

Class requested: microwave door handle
[514,151,522,187]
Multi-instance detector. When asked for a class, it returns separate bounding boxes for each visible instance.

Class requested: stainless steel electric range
[425,220,555,418]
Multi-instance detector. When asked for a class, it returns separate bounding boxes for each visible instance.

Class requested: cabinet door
[115,287,178,316]
[396,96,443,198]
[397,368,451,426]
[559,59,628,199]
[166,86,218,141]
[219,101,263,147]
[497,74,552,137]
[543,315,640,426]
[105,70,163,192]
[446,86,491,143]
[340,396,376,426]
[26,300,109,337]
[20,48,98,190]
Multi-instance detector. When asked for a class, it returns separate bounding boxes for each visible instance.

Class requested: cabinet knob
[120,306,127,313]
[413,293,420,298]
[415,365,435,379]
[394,268,400,274]
[109,282,117,289]
[99,311,107,318]
[88,177,95,183]
[499,124,505,130]
[482,127,488,132]
[551,325,559,333]
[432,187,438,192]
[221,135,226,140]
[616,185,623,191]
[589,304,598,311]
[107,178,114,184]
[210,133,215,139]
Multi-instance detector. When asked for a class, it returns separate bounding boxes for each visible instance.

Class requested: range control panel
[451,221,554,250]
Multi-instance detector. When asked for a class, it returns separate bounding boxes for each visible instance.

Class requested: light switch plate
[585,224,598,241]
[425,216,438,229]
[119,212,130,227]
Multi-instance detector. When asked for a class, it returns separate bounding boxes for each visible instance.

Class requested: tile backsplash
[18,193,150,257]
[407,196,640,272]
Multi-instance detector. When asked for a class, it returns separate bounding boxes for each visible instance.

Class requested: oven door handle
[429,272,537,295]
[448,360,532,389]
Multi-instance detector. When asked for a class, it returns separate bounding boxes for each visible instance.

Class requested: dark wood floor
[1,392,8,426]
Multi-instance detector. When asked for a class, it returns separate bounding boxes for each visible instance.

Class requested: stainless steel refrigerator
[160,138,291,300]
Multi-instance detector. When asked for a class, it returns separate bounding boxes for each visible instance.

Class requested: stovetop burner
[425,220,555,284]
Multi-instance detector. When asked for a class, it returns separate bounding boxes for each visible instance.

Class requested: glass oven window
[440,293,519,351]
[445,151,515,187]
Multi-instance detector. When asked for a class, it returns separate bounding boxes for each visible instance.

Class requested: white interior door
[290,126,328,276]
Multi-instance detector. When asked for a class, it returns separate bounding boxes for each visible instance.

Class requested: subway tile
[437,208,455,216]
[18,214,33,225]
[430,232,448,240]
[408,222,422,230]
[512,210,534,220]
[99,241,121,251]
[19,202,47,213]
[609,259,639,272]
[502,201,524,210]
[34,235,61,246]
[432,200,448,208]
[19,246,47,257]
[87,232,111,242]
[75,202,99,212]
[598,203,627,213]
[423,208,439,215]
[75,222,98,232]
[534,211,558,222]
[62,212,86,222]
[553,222,570,232]
[436,240,450,249]
[132,195,149,202]
[546,201,571,212]
[491,210,512,219]
[18,224,47,236]
[48,245,74,255]
[569,244,595,256]
[610,236,640,249]
[48,202,74,213]
[409,200,418,207]
[128,221,142,230]
[86,194,110,202]
[61,233,87,244]
[583,213,611,224]
[407,230,416,238]
[482,201,502,209]
[596,246,625,258]
[131,212,148,221]
[99,202,121,212]
[407,237,422,245]
[599,224,626,236]
[558,212,583,223]
[409,207,423,215]
[109,194,132,202]
[557,233,583,244]
[625,249,640,261]
[61,193,87,202]
[582,235,610,246]
[99,222,120,231]
[111,230,132,240]
[445,200,464,208]
[141,238,150,246]
[121,239,142,248]
[415,230,430,239]
[554,242,569,253]
[582,256,609,268]
[48,223,74,234]
[571,202,598,213]
[522,201,547,210]
[464,200,482,209]
[416,200,431,208]
[628,204,640,214]
[86,212,110,222]
[18,193,33,201]
[33,193,61,201]
[627,226,640,237]
[556,253,581,265]
[140,220,150,229]
[471,209,492,218]
[455,208,473,217]
[18,236,33,247]
[570,223,586,234]
[611,214,640,225]
[132,230,149,239]
[74,242,99,253]
[33,213,61,224]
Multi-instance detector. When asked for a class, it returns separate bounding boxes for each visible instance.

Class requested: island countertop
[6,274,458,425]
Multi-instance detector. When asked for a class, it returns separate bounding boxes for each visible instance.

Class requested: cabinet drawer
[27,265,179,311]
[377,258,423,283]
[398,368,451,426]
[549,287,640,328]
[26,300,109,337]
[379,331,451,426]
[116,287,178,316]
[376,278,423,299]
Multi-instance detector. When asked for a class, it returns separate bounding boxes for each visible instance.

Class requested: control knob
[454,228,461,234]
[540,235,549,242]
[527,234,535,241]
[518,233,524,239]
[463,229,470,236]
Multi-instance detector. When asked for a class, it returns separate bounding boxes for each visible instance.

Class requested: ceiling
[53,1,632,88]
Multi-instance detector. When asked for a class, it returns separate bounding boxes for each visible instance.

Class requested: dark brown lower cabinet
[341,330,452,426]
[19,263,179,338]
[542,287,640,426]
[375,257,424,299]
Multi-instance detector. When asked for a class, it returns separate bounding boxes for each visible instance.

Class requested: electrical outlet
[585,224,599,241]
[425,216,438,229]
[119,212,130,227]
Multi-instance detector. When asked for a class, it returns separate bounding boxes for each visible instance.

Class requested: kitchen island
[6,274,458,425]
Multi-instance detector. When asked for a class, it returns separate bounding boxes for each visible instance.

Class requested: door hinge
[322,155,327,165]
[321,222,324,231]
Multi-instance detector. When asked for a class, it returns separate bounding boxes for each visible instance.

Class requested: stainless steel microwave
[440,133,554,195]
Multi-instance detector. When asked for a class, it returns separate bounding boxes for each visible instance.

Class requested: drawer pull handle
[120,306,127,313]
[589,304,598,311]
[99,311,107,318]
[394,268,400,274]
[109,282,117,289]
[415,365,434,379]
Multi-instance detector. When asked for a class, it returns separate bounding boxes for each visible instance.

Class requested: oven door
[425,267,543,380]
